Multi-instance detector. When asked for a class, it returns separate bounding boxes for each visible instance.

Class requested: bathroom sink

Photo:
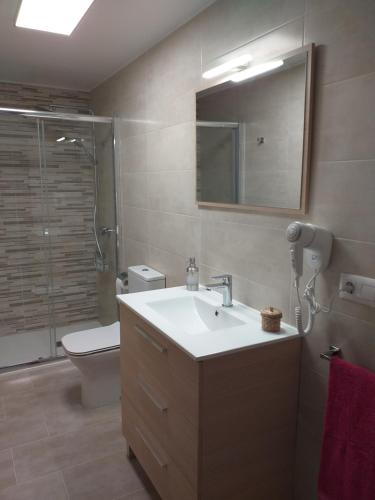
[146,295,245,335]
[117,286,298,360]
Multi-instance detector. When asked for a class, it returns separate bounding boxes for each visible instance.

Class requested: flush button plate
[339,273,375,307]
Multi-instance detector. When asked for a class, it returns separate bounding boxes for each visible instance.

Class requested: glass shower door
[93,121,118,327]
[41,118,118,355]
[0,115,53,367]
[197,123,240,204]
[0,112,117,368]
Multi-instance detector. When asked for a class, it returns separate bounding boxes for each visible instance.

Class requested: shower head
[56,135,95,166]
[56,136,84,144]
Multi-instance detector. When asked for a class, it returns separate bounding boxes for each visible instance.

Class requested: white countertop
[117,286,299,360]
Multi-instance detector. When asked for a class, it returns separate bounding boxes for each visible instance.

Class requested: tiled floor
[0,359,160,500]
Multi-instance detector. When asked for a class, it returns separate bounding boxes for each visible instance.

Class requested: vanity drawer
[121,306,169,381]
[122,352,198,487]
[120,305,199,426]
[122,396,196,500]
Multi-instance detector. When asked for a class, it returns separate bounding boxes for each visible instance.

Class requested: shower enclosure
[196,120,240,204]
[0,108,118,368]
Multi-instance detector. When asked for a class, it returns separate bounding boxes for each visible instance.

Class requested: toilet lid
[61,322,120,356]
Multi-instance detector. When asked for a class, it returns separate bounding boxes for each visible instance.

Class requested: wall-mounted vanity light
[230,59,284,82]
[202,54,252,79]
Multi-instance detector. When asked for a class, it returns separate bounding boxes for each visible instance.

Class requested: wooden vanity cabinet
[120,304,301,500]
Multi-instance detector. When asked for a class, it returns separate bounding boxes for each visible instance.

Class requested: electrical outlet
[339,273,375,307]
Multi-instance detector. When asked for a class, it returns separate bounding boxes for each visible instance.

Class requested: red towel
[318,357,375,500]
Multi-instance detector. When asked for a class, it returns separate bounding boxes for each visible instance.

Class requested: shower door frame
[0,107,119,368]
[197,120,241,204]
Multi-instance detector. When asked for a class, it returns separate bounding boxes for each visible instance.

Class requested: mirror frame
[195,44,315,215]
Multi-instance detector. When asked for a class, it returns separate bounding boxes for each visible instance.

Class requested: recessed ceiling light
[15,0,95,36]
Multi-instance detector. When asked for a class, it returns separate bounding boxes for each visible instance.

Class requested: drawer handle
[138,377,168,413]
[134,325,167,354]
[136,426,168,469]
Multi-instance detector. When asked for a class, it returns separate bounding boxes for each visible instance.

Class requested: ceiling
[0,0,214,91]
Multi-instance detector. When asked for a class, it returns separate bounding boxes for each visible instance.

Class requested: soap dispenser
[186,257,199,291]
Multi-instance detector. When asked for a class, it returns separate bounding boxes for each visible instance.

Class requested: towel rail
[320,345,341,361]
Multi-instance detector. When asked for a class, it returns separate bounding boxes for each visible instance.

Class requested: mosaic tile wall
[0,82,98,337]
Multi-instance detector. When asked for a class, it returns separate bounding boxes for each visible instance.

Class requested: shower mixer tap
[100,227,116,236]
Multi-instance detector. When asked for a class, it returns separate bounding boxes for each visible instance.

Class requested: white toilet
[62,265,165,408]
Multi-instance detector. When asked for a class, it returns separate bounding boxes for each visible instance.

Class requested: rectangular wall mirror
[196,44,314,214]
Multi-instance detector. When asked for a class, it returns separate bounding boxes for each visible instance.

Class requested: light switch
[339,273,375,307]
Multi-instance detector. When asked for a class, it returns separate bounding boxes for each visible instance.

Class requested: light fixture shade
[16,0,95,36]
[230,59,284,82]
[202,54,252,80]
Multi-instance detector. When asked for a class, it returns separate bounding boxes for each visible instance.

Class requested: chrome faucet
[205,274,233,307]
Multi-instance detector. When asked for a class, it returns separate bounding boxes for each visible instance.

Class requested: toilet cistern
[205,274,233,307]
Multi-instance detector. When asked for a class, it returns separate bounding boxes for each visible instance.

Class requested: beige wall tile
[122,134,148,173]
[123,239,149,270]
[147,246,187,287]
[123,207,150,244]
[166,90,196,127]
[313,73,375,161]
[123,172,149,209]
[146,122,195,171]
[147,20,202,102]
[309,161,375,242]
[91,1,375,497]
[200,0,304,65]
[233,18,304,66]
[147,212,200,258]
[201,219,291,290]
[305,0,375,84]
[147,170,197,216]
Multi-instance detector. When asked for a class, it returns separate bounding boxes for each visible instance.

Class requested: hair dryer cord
[294,272,321,336]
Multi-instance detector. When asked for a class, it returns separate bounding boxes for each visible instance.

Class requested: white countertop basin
[147,295,246,335]
[117,286,298,360]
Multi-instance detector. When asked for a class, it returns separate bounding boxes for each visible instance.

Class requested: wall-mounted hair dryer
[286,222,333,335]
[287,222,333,283]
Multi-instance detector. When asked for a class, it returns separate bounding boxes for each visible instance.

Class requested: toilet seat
[62,321,120,357]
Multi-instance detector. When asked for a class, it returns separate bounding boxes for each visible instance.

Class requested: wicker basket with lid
[260,306,282,333]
